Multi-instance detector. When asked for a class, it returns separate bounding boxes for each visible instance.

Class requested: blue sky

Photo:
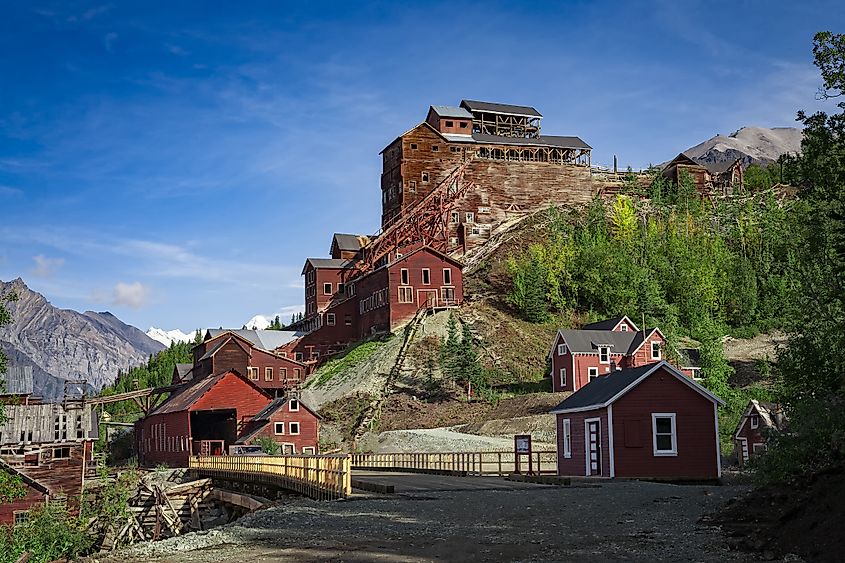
[0,1,841,332]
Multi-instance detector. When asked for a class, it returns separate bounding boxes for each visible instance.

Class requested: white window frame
[264,367,273,381]
[557,343,568,356]
[289,422,300,435]
[559,368,567,387]
[465,212,474,223]
[289,399,299,412]
[620,324,628,332]
[750,414,759,429]
[443,268,452,285]
[302,446,316,455]
[752,442,766,453]
[400,268,409,285]
[398,286,414,303]
[323,282,332,295]
[247,367,259,380]
[562,419,572,458]
[599,346,610,364]
[651,413,677,456]
[274,422,285,435]
[651,341,661,360]
[422,268,431,285]
[327,313,336,326]
[450,211,459,224]
[588,367,599,382]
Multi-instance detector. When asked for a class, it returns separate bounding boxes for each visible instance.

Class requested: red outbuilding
[551,361,724,481]
[236,397,321,455]
[733,400,786,467]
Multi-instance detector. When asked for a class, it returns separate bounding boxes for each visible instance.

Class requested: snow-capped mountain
[146,327,198,347]
[245,315,271,330]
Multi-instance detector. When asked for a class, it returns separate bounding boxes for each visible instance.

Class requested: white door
[585,419,602,476]
[739,438,749,464]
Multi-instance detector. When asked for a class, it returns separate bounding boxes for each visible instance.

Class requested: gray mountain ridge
[0,278,164,399]
[682,126,802,168]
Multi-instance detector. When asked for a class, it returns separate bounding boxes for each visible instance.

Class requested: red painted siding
[136,411,191,467]
[623,331,666,369]
[734,407,767,468]
[245,403,320,454]
[0,482,48,525]
[611,369,719,479]
[556,409,610,477]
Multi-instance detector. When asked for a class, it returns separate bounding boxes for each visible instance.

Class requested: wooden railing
[351,451,558,476]
[189,454,352,500]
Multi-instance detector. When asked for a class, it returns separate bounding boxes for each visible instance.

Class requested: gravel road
[96,478,757,563]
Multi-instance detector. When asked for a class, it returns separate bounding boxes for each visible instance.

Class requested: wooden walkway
[352,450,558,476]
[189,454,352,500]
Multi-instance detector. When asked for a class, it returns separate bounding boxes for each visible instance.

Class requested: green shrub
[0,502,91,563]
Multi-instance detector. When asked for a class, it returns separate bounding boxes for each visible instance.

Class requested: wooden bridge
[188,454,352,500]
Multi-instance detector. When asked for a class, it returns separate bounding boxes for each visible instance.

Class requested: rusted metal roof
[149,371,230,415]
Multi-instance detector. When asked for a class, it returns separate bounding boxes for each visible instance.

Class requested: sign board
[515,435,532,454]
[514,434,533,475]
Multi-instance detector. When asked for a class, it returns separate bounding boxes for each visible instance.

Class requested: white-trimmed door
[585,418,602,476]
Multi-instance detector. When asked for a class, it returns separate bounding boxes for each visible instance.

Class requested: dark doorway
[191,409,237,447]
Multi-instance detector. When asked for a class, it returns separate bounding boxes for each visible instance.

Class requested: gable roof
[429,105,473,119]
[550,361,724,414]
[555,329,638,354]
[331,233,368,253]
[150,370,270,416]
[663,152,707,171]
[583,316,639,332]
[460,99,542,118]
[734,399,787,437]
[199,335,250,362]
[697,158,742,176]
[204,329,304,353]
[301,258,351,274]
[392,245,465,269]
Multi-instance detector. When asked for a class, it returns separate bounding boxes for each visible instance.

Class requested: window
[421,268,431,285]
[323,282,332,295]
[400,268,409,285]
[275,422,285,435]
[562,419,572,458]
[445,120,454,127]
[465,212,474,223]
[327,313,336,326]
[289,422,300,435]
[750,415,759,429]
[265,367,273,381]
[280,368,287,379]
[443,268,452,285]
[752,443,766,454]
[52,447,70,459]
[410,143,418,150]
[620,325,628,332]
[450,211,460,224]
[295,352,303,361]
[409,180,416,193]
[441,287,455,302]
[558,343,568,356]
[248,367,259,380]
[599,346,610,364]
[651,341,661,360]
[460,121,468,129]
[398,287,414,303]
[289,399,299,412]
[450,146,460,152]
[282,443,295,454]
[431,145,439,152]
[588,367,599,382]
[348,284,355,297]
[559,368,567,387]
[338,283,345,295]
[478,206,490,214]
[422,171,429,182]
[691,368,703,381]
[294,368,302,379]
[344,314,352,326]
[14,511,29,525]
[652,413,677,456]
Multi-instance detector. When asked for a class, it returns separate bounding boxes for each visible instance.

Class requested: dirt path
[100,479,758,563]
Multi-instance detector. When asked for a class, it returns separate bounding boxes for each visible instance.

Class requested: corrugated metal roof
[441,133,475,143]
[461,99,542,118]
[204,329,303,352]
[471,133,591,150]
[430,105,474,119]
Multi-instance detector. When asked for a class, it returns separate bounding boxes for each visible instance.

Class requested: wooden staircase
[352,307,428,446]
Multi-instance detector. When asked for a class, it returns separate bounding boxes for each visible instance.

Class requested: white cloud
[30,254,65,277]
[0,186,22,197]
[111,281,151,309]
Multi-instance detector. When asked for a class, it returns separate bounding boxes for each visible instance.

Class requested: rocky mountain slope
[683,126,802,167]
[0,278,164,398]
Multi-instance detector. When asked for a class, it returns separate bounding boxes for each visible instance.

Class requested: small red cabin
[551,361,724,481]
[236,397,321,455]
[733,400,786,467]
